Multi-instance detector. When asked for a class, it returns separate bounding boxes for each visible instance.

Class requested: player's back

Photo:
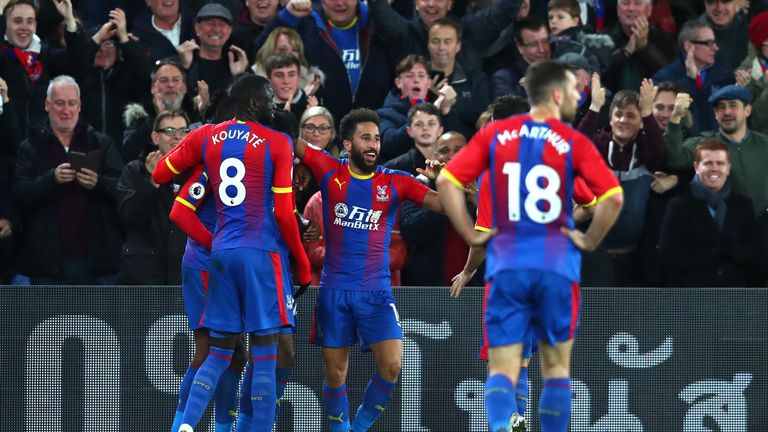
[202,119,293,253]
[466,114,618,281]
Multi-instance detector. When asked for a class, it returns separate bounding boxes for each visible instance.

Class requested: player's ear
[342,139,352,152]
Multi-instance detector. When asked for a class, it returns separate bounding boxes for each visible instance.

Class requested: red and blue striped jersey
[302,145,429,291]
[444,114,621,282]
[175,165,216,270]
[162,119,295,253]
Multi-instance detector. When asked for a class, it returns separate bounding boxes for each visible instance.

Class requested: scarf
[690,175,731,230]
[3,34,43,84]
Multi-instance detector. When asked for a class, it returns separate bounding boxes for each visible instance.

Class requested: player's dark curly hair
[339,108,380,142]
[227,74,275,124]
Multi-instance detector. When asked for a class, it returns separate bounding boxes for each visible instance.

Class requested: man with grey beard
[121,58,201,163]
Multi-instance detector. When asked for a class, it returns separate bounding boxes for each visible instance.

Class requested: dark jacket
[652,56,734,135]
[384,147,426,176]
[604,25,677,93]
[0,33,77,135]
[491,55,529,99]
[259,2,393,126]
[13,122,125,277]
[130,7,195,62]
[367,0,523,73]
[659,184,756,287]
[117,159,186,284]
[446,62,490,139]
[68,31,152,148]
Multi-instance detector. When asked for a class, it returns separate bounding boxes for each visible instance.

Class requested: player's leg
[510,340,534,432]
[484,272,534,432]
[212,334,246,432]
[248,331,280,432]
[179,333,239,432]
[173,267,211,432]
[234,359,253,432]
[533,271,580,432]
[350,291,404,432]
[275,331,295,412]
[311,289,357,432]
[323,346,352,432]
[171,328,210,432]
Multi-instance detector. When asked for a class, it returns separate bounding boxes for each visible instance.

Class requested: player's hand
[54,162,76,184]
[589,73,605,112]
[294,281,310,299]
[415,159,444,181]
[76,167,99,190]
[450,269,476,298]
[560,227,597,251]
[467,228,496,248]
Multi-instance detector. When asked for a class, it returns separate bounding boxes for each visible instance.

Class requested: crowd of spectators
[2,0,768,287]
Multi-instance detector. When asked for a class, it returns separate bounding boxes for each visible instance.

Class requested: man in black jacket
[117,109,189,285]
[13,75,125,285]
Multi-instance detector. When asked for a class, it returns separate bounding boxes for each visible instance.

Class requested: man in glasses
[702,0,748,72]
[116,109,191,285]
[491,17,551,100]
[653,20,734,134]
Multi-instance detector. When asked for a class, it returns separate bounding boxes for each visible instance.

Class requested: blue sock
[485,374,516,432]
[250,344,278,432]
[171,365,198,432]
[516,366,529,416]
[350,372,397,432]
[213,366,241,432]
[180,347,234,428]
[323,383,350,432]
[235,362,253,432]
[275,366,292,418]
[539,378,572,432]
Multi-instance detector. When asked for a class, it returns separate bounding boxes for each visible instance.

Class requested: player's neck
[529,105,560,122]
[347,162,374,179]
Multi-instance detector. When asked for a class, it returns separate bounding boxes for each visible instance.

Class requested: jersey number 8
[219,158,246,206]
[503,162,562,224]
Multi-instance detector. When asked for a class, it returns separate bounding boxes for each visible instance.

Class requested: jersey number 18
[502,162,562,224]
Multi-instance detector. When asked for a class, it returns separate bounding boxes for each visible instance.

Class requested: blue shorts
[181,266,208,331]
[485,269,580,349]
[203,248,295,334]
[310,289,402,349]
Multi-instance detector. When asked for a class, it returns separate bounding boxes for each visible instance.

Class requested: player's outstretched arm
[170,201,213,249]
[437,174,493,247]
[420,190,446,214]
[561,190,624,251]
[450,242,486,298]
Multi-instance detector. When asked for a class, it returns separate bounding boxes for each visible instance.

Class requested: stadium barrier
[1,285,765,431]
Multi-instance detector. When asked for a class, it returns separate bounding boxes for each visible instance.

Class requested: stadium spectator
[548,0,609,71]
[116,109,189,285]
[578,77,665,287]
[294,106,337,212]
[557,52,598,125]
[399,131,480,287]
[0,77,18,283]
[13,75,124,285]
[231,0,281,57]
[367,0,525,73]
[177,4,249,97]
[378,55,456,161]
[266,52,315,120]
[652,81,694,132]
[665,84,768,215]
[121,58,200,163]
[603,0,676,93]
[491,17,551,99]
[653,20,734,134]
[130,0,195,62]
[740,11,768,132]
[659,138,756,287]
[251,26,325,92]
[69,8,151,148]
[0,0,78,136]
[427,18,490,139]
[702,0,749,72]
[258,0,393,126]
[384,103,443,175]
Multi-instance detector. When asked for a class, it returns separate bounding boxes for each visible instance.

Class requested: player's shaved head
[228,74,275,123]
[523,60,570,107]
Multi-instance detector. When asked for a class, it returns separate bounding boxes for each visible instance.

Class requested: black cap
[196,3,233,25]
